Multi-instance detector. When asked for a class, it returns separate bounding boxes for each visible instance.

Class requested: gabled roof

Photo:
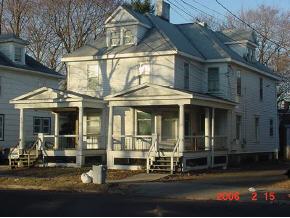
[63,6,276,78]
[106,83,236,107]
[105,5,151,27]
[10,87,104,109]
[0,52,63,78]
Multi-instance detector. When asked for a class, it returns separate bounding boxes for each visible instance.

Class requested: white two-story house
[0,34,63,150]
[11,0,279,172]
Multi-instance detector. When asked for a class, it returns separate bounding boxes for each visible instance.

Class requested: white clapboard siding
[0,68,60,147]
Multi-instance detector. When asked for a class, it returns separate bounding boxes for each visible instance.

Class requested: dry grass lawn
[0,167,143,192]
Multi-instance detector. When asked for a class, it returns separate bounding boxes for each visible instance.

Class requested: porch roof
[10,87,105,109]
[105,83,237,109]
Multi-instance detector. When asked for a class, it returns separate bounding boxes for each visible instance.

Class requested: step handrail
[146,134,157,173]
[8,142,20,167]
[170,139,180,174]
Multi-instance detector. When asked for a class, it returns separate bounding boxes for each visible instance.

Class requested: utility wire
[215,0,288,50]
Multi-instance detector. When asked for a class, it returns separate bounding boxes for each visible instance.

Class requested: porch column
[179,104,185,152]
[211,108,215,167]
[54,112,59,150]
[76,106,84,167]
[19,109,24,150]
[204,108,211,150]
[107,105,113,151]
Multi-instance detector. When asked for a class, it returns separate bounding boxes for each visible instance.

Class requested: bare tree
[3,0,32,36]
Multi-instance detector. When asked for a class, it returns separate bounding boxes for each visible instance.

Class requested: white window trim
[14,46,23,63]
[123,29,134,45]
[87,64,101,90]
[111,31,121,47]
[135,111,152,136]
[33,117,51,135]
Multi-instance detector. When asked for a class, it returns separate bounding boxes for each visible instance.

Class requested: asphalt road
[0,190,289,216]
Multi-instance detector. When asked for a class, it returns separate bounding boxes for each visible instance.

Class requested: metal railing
[113,135,153,151]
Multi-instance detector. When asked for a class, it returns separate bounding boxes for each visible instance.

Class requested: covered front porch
[105,83,236,172]
[10,87,106,167]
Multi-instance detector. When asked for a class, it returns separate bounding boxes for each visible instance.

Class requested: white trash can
[92,165,107,184]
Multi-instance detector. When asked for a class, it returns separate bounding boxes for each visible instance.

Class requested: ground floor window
[269,119,274,137]
[236,115,242,141]
[255,116,260,142]
[137,112,152,135]
[33,117,51,134]
[0,114,4,141]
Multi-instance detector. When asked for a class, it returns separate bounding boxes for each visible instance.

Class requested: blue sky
[168,0,290,24]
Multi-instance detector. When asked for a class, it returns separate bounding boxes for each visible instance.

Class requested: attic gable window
[14,46,22,62]
[124,30,134,45]
[111,31,120,46]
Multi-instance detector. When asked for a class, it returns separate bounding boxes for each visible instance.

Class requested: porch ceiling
[105,83,236,109]
[10,87,105,109]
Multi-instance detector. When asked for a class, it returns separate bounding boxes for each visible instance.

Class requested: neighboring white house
[11,0,279,172]
[0,34,63,149]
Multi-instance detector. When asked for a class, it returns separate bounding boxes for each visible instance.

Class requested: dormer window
[124,30,134,45]
[14,46,22,62]
[111,31,120,46]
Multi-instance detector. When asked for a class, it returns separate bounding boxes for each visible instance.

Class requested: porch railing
[41,134,105,150]
[113,135,152,151]
[184,135,228,152]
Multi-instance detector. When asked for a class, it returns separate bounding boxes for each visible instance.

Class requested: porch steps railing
[9,138,43,169]
[147,138,181,174]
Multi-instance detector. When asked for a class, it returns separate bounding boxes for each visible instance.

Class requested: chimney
[156,0,170,22]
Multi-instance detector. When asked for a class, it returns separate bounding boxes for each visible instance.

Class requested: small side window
[0,114,4,141]
[259,78,263,101]
[208,67,219,92]
[111,31,120,46]
[33,117,51,134]
[14,47,22,62]
[269,119,274,137]
[184,62,189,90]
[237,71,241,96]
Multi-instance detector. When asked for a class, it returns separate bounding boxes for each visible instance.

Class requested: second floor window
[0,114,4,141]
[14,47,22,62]
[87,65,100,89]
[33,117,51,134]
[259,78,263,101]
[184,62,189,90]
[208,67,219,92]
[237,71,241,96]
[111,31,120,46]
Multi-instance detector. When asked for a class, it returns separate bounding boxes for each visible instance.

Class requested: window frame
[259,78,263,101]
[14,46,22,62]
[0,114,4,141]
[123,29,134,45]
[269,119,274,137]
[111,31,121,46]
[33,116,51,135]
[237,71,241,96]
[254,116,260,143]
[236,115,242,141]
[136,111,152,136]
[208,67,220,92]
[87,64,100,89]
[184,62,190,90]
